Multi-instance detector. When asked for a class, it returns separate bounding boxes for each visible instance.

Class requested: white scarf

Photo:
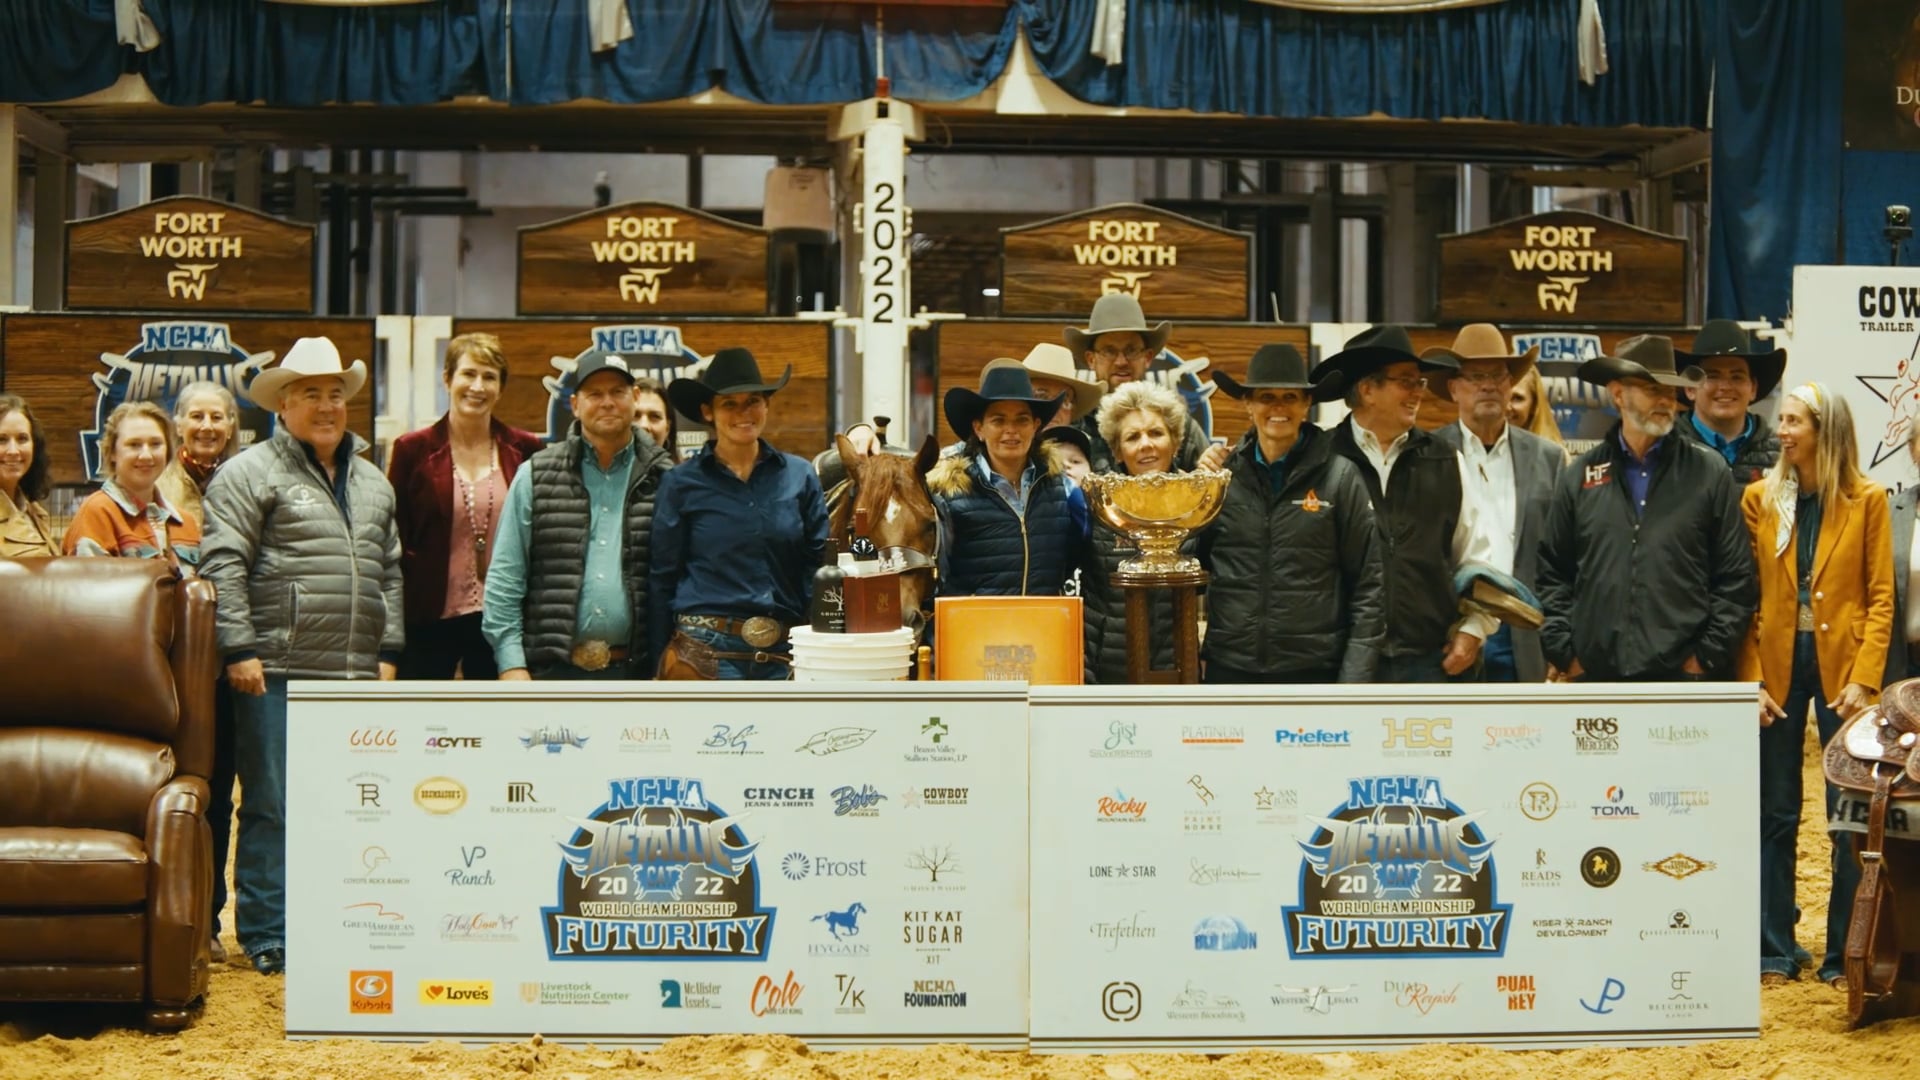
[1773,384,1823,557]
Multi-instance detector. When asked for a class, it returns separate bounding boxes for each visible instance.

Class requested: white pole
[857,115,910,442]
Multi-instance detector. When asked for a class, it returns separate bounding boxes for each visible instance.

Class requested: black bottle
[810,540,846,633]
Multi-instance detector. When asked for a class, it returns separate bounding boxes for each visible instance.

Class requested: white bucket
[790,627,915,652]
[792,660,910,682]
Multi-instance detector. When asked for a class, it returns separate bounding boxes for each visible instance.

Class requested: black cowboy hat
[1313,325,1449,389]
[1036,423,1094,459]
[1577,334,1705,389]
[666,347,792,419]
[944,365,1068,438]
[1678,319,1788,399]
[1213,344,1345,403]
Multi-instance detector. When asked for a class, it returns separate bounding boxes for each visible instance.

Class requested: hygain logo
[543,775,772,959]
[84,321,277,480]
[542,325,707,442]
[1285,775,1509,957]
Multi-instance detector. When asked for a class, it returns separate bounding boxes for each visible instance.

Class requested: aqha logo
[1097,790,1148,823]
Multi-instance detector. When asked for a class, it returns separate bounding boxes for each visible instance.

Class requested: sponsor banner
[1027,684,1757,1052]
[1789,266,1920,489]
[286,684,1029,1047]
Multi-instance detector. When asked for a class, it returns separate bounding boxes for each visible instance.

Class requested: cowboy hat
[246,336,367,410]
[666,347,791,419]
[1678,319,1788,399]
[1422,323,1539,387]
[944,365,1068,438]
[1213,343,1345,403]
[1019,342,1104,417]
[1577,334,1705,389]
[1313,324,1444,389]
[1037,423,1094,460]
[1064,293,1171,357]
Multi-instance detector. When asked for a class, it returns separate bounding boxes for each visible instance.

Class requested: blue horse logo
[812,901,867,940]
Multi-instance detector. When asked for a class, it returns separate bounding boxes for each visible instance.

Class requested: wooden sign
[517,202,770,317]
[447,319,832,456]
[1437,211,1687,326]
[64,196,316,314]
[999,204,1252,320]
[927,319,1312,451]
[0,314,375,488]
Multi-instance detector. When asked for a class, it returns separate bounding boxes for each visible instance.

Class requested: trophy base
[1112,558,1208,587]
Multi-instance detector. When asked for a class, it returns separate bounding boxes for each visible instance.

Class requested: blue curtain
[1839,151,1920,269]
[0,0,125,103]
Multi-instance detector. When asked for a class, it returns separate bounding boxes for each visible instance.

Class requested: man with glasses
[1672,319,1787,484]
[1319,325,1502,683]
[1537,336,1757,682]
[1426,324,1568,682]
[1066,293,1229,475]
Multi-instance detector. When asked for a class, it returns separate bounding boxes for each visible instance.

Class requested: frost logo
[542,326,707,441]
[84,322,277,480]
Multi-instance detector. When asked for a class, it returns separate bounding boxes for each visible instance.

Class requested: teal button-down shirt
[482,438,636,672]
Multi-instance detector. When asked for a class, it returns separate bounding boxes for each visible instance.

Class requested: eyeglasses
[1454,370,1513,388]
[1093,346,1153,363]
[1375,375,1427,392]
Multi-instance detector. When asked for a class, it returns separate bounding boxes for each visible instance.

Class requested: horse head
[832,433,941,634]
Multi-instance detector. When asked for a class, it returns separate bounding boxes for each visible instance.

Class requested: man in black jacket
[1537,335,1758,681]
[1671,318,1786,485]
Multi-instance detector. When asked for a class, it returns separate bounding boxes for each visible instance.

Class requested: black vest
[1331,420,1461,658]
[523,431,669,671]
[935,463,1076,597]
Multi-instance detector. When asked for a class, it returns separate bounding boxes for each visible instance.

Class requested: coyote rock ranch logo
[84,321,277,480]
[542,775,773,960]
[543,325,708,442]
[1284,775,1509,958]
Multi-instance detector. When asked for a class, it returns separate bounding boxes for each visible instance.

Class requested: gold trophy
[1082,469,1232,583]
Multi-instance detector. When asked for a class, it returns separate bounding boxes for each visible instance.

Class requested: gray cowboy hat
[1678,319,1788,400]
[944,365,1068,438]
[1577,334,1705,389]
[1421,323,1540,389]
[1064,293,1171,357]
[666,347,792,419]
[1213,343,1345,403]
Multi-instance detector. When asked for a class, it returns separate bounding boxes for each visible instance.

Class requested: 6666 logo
[350,728,399,752]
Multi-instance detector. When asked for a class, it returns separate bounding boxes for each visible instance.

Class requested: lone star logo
[1855,330,1920,467]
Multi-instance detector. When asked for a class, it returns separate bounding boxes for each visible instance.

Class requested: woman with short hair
[0,392,57,558]
[1739,383,1893,989]
[632,376,679,461]
[65,400,202,565]
[387,331,544,679]
[156,381,241,529]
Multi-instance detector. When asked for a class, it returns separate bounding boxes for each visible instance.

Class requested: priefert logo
[1275,727,1352,747]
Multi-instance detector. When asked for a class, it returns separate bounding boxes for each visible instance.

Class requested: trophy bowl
[1081,468,1232,582]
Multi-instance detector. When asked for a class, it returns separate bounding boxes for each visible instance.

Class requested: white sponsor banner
[1028,684,1758,1052]
[286,683,1029,1048]
[1790,265,1920,490]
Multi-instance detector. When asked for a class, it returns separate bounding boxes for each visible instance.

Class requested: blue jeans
[1378,652,1448,684]
[677,624,791,681]
[1479,626,1518,683]
[233,675,288,959]
[1759,631,1859,981]
[209,677,237,937]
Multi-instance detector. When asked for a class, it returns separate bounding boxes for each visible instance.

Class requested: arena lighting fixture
[981,287,1002,297]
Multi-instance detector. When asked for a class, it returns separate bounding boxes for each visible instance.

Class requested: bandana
[1773,384,1823,557]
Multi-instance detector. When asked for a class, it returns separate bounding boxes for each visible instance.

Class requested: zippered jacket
[929,453,1078,597]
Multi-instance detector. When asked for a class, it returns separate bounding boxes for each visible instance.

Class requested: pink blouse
[443,466,506,620]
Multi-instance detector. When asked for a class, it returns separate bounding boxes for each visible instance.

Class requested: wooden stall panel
[1000,204,1252,320]
[929,319,1311,451]
[0,314,376,488]
[517,202,770,317]
[447,319,832,457]
[65,196,316,314]
[1437,211,1688,328]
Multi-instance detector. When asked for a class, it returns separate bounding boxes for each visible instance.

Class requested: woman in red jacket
[387,332,543,678]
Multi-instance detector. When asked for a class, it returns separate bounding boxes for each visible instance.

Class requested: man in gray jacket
[200,337,403,977]
[1426,324,1568,682]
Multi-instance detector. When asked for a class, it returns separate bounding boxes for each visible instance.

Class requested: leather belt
[570,642,629,672]
[678,614,788,649]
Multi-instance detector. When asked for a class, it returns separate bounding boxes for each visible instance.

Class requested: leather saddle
[1823,678,1920,1025]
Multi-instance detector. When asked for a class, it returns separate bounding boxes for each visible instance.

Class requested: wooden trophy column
[1118,568,1207,685]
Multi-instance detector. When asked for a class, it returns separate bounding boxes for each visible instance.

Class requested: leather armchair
[0,558,217,1028]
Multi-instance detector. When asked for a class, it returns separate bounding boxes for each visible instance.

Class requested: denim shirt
[1689,411,1754,467]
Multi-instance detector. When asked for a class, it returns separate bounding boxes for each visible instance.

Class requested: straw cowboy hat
[246,336,367,409]
[1019,342,1104,416]
[1577,334,1705,389]
[944,366,1068,438]
[1678,319,1788,399]
[666,347,792,419]
[1422,323,1539,388]
[1213,343,1345,403]
[1064,293,1171,357]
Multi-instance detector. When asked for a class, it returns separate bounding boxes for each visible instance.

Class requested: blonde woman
[157,380,241,529]
[1506,366,1566,449]
[1738,383,1893,989]
[64,400,201,566]
[1080,381,1187,683]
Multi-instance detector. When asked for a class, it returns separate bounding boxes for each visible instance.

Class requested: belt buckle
[740,616,783,649]
[571,640,612,672]
[1797,604,1815,632]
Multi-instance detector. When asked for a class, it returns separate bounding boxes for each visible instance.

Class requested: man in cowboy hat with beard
[1067,293,1230,475]
[1537,335,1757,682]
[483,350,675,681]
[1319,325,1502,683]
[1672,318,1787,484]
[199,336,405,976]
[1426,324,1569,682]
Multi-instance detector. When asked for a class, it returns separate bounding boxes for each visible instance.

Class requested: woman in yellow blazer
[1739,382,1893,989]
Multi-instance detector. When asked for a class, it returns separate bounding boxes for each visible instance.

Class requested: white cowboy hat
[246,336,368,409]
[1019,342,1103,417]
